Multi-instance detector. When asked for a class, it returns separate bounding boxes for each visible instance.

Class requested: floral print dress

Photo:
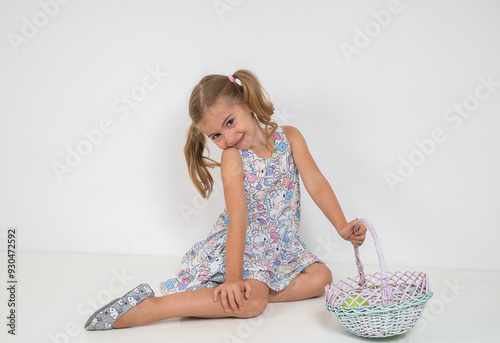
[160,126,321,294]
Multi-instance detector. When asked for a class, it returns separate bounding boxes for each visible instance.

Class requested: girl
[85,70,366,331]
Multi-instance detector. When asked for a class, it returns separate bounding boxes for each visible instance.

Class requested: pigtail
[184,123,220,199]
[232,70,277,145]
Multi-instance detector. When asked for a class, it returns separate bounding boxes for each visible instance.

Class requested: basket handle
[353,218,393,303]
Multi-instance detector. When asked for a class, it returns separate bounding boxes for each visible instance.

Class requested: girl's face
[198,99,259,151]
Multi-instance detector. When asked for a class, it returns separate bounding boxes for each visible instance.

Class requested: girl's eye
[211,118,233,141]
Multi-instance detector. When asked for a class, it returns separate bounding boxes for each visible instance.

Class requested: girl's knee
[319,264,333,285]
[307,263,333,288]
[235,281,269,318]
[236,294,268,318]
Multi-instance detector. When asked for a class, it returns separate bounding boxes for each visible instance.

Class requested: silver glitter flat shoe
[84,283,154,331]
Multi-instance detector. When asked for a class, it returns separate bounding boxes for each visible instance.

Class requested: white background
[1,0,499,271]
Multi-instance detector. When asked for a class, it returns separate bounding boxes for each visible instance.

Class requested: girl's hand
[339,218,367,247]
[213,277,252,313]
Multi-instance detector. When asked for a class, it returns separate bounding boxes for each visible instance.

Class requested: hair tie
[228,74,242,86]
[229,75,241,87]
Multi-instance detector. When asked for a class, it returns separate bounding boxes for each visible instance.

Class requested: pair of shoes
[84,283,155,331]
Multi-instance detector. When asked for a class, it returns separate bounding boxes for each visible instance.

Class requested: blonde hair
[185,69,276,199]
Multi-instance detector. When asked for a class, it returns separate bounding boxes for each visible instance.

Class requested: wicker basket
[325,218,433,338]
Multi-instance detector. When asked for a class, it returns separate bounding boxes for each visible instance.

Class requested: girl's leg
[269,263,332,303]
[113,280,269,328]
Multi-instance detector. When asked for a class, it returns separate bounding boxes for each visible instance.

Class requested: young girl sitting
[85,69,366,330]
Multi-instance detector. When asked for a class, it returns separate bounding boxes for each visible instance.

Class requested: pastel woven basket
[325,218,433,338]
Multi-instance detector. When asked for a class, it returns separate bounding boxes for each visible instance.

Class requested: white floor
[1,251,499,343]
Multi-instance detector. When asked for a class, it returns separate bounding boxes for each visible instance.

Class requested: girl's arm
[283,126,366,246]
[213,147,252,312]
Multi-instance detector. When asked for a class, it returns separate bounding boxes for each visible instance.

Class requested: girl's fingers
[350,234,366,246]
[220,289,229,312]
[349,218,358,229]
[213,286,220,302]
[245,282,252,299]
[229,290,241,313]
[217,287,242,313]
[354,223,367,235]
[214,281,253,313]
[344,219,358,241]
